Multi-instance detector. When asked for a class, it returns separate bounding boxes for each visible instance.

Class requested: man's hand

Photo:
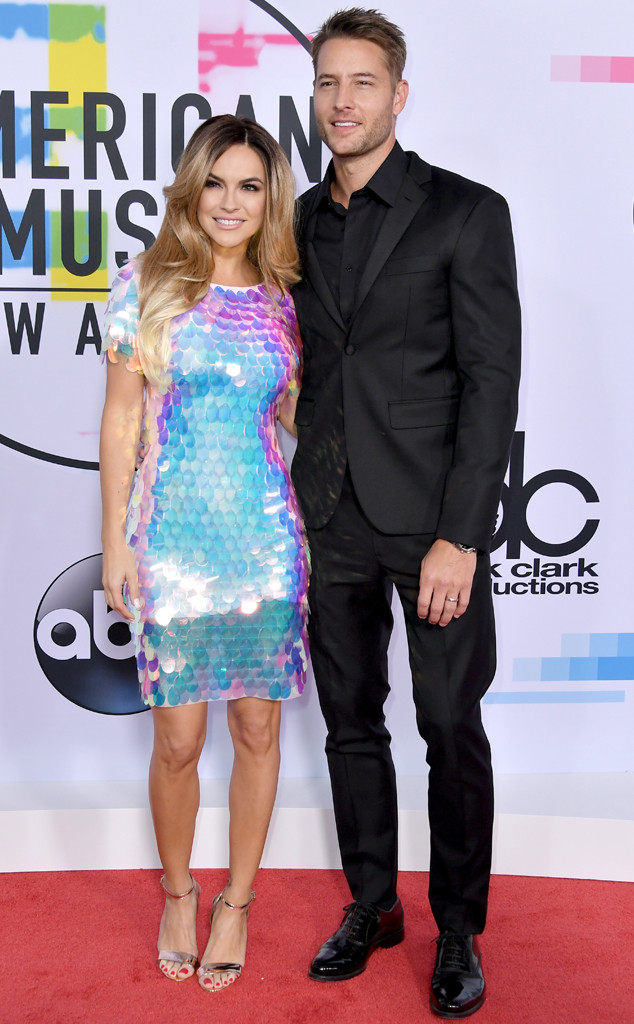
[417,539,477,627]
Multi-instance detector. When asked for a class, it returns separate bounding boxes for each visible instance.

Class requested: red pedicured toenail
[179,967,189,974]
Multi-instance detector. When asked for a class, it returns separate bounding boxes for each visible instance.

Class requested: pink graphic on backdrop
[551,55,634,83]
[198,27,302,92]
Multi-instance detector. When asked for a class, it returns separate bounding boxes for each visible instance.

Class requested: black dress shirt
[311,141,410,325]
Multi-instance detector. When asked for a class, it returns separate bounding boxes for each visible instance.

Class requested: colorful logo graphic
[0,3,108,299]
[198,1,310,92]
[488,632,633,706]
[551,55,634,83]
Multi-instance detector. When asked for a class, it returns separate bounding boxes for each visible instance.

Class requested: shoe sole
[429,993,486,1018]
[308,925,405,982]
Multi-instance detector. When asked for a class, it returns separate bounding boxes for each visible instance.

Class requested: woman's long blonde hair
[136,115,300,386]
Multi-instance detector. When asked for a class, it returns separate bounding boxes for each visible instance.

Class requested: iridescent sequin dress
[102,260,309,707]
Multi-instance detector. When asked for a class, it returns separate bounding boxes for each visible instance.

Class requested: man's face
[313,37,407,159]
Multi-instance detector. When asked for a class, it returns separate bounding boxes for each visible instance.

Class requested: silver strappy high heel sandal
[198,889,255,992]
[157,873,200,980]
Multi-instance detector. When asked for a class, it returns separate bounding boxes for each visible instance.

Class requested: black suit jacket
[291,151,521,553]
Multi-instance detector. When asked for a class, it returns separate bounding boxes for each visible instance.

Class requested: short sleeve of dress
[102,260,143,374]
[283,294,302,397]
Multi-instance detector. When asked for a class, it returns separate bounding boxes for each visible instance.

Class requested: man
[291,8,520,1019]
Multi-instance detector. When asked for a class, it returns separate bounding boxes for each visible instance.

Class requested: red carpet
[1,869,632,1024]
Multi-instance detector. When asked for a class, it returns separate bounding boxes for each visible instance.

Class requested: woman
[99,115,308,992]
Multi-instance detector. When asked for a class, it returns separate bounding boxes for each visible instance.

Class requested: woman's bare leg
[150,702,208,979]
[198,696,281,990]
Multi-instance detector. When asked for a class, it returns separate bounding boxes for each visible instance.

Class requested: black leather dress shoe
[430,932,486,1018]
[308,899,404,981]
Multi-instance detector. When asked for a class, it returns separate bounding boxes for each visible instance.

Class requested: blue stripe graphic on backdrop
[484,690,625,705]
[487,633,634,703]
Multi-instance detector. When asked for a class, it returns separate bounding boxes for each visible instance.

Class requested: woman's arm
[277,388,298,437]
[99,358,144,621]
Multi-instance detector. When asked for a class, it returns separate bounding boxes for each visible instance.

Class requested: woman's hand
[102,540,141,621]
[277,388,298,437]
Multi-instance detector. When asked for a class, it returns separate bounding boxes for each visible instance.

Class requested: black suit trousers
[307,473,495,934]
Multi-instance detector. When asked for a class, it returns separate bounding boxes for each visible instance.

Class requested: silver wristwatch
[453,542,477,554]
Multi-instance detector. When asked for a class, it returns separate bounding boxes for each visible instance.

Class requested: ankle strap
[219,889,255,911]
[160,873,196,900]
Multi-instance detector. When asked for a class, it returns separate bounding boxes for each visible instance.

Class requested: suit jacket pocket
[294,396,315,427]
[384,255,441,275]
[388,395,459,429]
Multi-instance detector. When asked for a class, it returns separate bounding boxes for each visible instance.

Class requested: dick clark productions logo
[491,433,600,596]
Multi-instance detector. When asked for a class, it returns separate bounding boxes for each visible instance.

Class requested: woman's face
[196,143,267,254]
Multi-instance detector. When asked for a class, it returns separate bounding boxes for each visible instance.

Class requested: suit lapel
[298,154,432,333]
[353,171,430,319]
[303,240,346,332]
[298,188,346,332]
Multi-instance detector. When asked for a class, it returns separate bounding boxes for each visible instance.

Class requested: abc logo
[34,554,147,715]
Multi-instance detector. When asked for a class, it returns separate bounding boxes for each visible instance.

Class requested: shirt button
[345,265,352,272]
[345,344,356,355]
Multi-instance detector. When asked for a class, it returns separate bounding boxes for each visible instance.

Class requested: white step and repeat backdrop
[1,0,633,797]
